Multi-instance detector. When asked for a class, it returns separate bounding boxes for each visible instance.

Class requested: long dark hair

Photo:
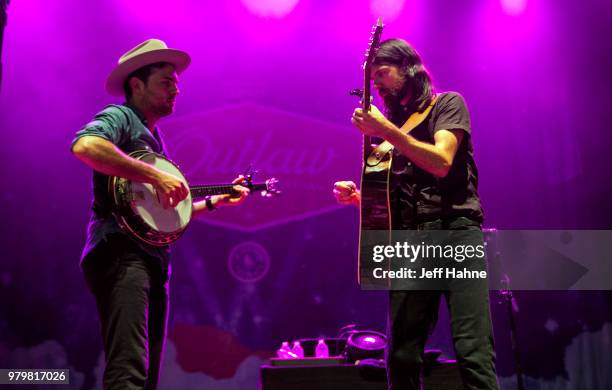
[373,38,434,114]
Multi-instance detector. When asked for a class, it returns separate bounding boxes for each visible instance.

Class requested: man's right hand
[153,170,189,209]
[71,136,189,208]
[333,181,361,207]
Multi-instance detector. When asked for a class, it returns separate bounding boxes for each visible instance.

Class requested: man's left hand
[213,175,250,208]
[351,105,393,138]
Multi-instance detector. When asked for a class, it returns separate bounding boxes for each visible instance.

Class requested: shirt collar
[123,102,149,127]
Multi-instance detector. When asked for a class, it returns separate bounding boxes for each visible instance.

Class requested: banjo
[109,150,279,246]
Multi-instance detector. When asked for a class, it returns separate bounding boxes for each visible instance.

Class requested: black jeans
[82,234,171,390]
[387,218,498,390]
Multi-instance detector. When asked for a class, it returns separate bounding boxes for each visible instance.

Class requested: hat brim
[105,48,191,97]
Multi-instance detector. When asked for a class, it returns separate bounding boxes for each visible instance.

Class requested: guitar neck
[362,17,383,113]
[363,74,373,145]
[363,74,372,112]
[190,183,268,198]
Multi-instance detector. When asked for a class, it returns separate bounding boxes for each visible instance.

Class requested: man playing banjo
[71,39,250,389]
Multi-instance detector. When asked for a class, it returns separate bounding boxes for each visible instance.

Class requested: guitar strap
[365,95,438,168]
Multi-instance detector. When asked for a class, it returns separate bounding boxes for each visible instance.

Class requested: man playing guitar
[334,38,499,389]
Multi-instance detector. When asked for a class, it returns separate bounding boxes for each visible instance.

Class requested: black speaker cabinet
[260,360,461,390]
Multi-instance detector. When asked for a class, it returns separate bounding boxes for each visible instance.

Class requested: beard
[148,98,174,118]
[379,78,412,120]
[141,87,175,118]
[153,103,173,117]
[381,88,404,113]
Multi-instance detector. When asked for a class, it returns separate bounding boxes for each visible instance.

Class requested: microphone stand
[487,228,525,390]
[499,269,525,390]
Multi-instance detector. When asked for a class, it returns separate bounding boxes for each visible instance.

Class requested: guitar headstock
[364,17,384,72]
[362,17,384,111]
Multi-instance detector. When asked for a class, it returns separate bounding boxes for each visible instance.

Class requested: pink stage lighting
[501,0,527,15]
[370,0,405,22]
[241,0,300,18]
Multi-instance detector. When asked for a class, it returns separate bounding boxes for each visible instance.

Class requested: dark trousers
[82,234,171,390]
[387,219,498,390]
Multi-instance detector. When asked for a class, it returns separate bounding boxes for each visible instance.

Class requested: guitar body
[360,140,393,231]
[109,151,193,246]
[358,139,393,287]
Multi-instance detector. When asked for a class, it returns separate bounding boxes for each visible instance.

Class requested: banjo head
[129,153,193,234]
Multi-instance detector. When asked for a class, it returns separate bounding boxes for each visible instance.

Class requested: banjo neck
[110,150,280,246]
[190,183,270,198]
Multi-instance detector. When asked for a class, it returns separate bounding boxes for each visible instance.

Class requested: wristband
[205,197,216,211]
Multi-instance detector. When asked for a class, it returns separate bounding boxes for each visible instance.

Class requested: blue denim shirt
[72,104,170,263]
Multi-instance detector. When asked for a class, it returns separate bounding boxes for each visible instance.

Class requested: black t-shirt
[387,92,484,228]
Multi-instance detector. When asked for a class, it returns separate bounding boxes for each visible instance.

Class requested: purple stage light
[501,0,527,15]
[350,332,386,350]
[241,0,299,18]
[116,0,185,22]
[370,0,405,22]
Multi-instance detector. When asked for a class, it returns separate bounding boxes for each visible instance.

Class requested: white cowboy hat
[105,38,191,96]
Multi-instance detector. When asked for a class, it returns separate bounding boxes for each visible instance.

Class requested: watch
[205,196,216,211]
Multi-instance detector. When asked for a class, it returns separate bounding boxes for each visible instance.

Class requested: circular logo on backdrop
[228,241,271,283]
